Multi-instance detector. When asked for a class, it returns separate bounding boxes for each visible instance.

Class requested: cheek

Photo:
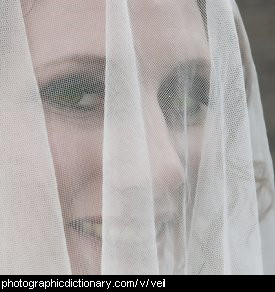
[42,111,104,196]
[188,126,204,169]
[171,125,204,181]
[65,227,102,275]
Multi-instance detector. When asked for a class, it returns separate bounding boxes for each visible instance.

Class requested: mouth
[67,212,177,244]
[67,216,102,242]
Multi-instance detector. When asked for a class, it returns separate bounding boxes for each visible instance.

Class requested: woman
[0,0,274,275]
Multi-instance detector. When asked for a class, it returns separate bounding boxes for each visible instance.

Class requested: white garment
[0,0,274,275]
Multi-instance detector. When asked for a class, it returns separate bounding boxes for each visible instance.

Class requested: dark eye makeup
[158,59,210,128]
[39,72,105,114]
[39,59,209,127]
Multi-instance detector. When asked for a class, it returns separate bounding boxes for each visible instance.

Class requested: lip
[67,216,102,241]
[66,182,183,242]
[67,213,177,242]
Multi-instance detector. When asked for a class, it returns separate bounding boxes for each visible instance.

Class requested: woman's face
[22,0,209,274]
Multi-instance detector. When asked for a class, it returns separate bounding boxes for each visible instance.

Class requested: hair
[197,0,274,222]
[232,4,275,221]
[254,160,274,221]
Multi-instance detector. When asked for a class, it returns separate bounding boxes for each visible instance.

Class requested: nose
[144,90,185,194]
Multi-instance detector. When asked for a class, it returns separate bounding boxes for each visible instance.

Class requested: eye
[39,73,105,114]
[68,218,102,241]
[157,61,210,129]
[158,75,209,128]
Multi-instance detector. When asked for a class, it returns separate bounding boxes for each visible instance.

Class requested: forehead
[23,0,208,88]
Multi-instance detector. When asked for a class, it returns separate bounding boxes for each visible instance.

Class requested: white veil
[0,0,274,275]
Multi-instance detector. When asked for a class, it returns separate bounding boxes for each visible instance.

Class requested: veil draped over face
[0,0,274,275]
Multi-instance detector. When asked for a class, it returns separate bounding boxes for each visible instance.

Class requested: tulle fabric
[0,0,274,275]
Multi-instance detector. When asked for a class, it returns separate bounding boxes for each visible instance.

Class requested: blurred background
[236,0,275,170]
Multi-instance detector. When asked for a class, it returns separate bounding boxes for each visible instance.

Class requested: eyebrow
[34,54,106,86]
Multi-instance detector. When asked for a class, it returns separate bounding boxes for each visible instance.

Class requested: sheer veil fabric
[0,0,274,275]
